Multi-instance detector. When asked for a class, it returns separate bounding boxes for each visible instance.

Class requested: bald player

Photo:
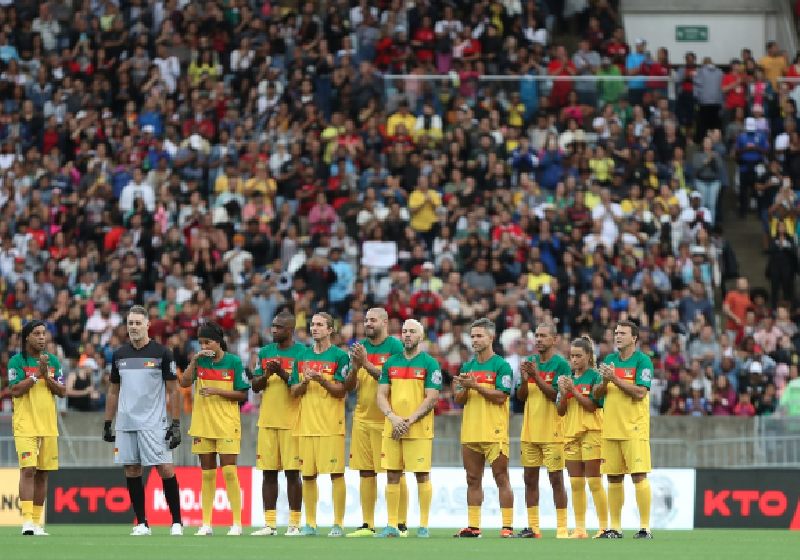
[344,308,408,537]
[375,319,442,538]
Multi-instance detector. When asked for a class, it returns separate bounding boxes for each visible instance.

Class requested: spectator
[765,220,798,306]
[758,40,787,89]
[693,57,723,142]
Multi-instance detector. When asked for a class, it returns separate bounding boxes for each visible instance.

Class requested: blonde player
[179,321,250,536]
[8,320,66,535]
[453,318,515,538]
[556,336,608,539]
[516,323,570,538]
[375,319,441,538]
[343,308,409,537]
[288,313,350,537]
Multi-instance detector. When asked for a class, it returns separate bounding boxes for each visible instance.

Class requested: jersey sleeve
[110,350,120,383]
[161,348,177,381]
[424,356,443,390]
[495,359,513,394]
[6,354,23,387]
[232,355,250,391]
[252,348,266,378]
[378,359,391,385]
[288,355,303,386]
[553,357,571,390]
[589,369,605,407]
[333,350,350,382]
[635,354,654,389]
[50,355,65,384]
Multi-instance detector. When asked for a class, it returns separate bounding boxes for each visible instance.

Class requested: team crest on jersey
[222,371,231,380]
[414,369,424,378]
[543,372,554,382]
[581,386,590,395]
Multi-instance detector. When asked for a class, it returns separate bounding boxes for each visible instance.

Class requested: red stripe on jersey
[388,366,427,380]
[261,357,296,372]
[614,367,635,381]
[565,383,593,400]
[22,366,56,378]
[367,353,391,367]
[469,370,497,385]
[197,367,234,382]
[299,360,338,376]
[528,370,556,384]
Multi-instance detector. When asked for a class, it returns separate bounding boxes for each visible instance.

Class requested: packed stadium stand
[1,0,800,425]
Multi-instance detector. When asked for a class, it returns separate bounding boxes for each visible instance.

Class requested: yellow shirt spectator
[408,187,442,233]
[386,107,417,137]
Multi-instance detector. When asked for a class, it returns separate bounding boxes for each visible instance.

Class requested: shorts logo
[194,438,202,445]
[119,361,127,367]
[20,451,31,460]
[144,361,156,368]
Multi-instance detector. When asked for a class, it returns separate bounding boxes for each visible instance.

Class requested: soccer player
[288,312,350,537]
[250,311,306,536]
[556,336,608,539]
[375,319,441,538]
[8,320,66,535]
[343,307,409,537]
[104,305,184,536]
[516,323,570,538]
[453,318,515,538]
[179,321,250,536]
[593,320,654,539]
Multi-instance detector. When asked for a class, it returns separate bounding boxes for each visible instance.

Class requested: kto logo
[53,486,130,513]
[704,490,799,518]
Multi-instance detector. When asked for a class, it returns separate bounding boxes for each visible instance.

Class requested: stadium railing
[2,416,798,468]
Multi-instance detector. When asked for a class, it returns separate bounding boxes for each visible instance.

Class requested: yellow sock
[32,505,43,525]
[501,507,513,528]
[385,482,400,527]
[332,476,346,527]
[222,465,242,526]
[360,476,377,528]
[608,482,624,532]
[527,506,540,532]
[418,480,432,528]
[289,510,301,527]
[398,475,408,525]
[201,470,216,526]
[588,477,608,530]
[21,500,33,523]
[265,509,277,528]
[302,479,318,528]
[556,508,568,531]
[570,477,587,530]
[468,505,481,529]
[635,478,652,530]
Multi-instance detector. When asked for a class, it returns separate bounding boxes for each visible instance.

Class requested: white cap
[749,361,763,373]
[745,117,756,132]
[635,37,646,45]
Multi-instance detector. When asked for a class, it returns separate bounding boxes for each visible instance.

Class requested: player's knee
[632,473,647,483]
[263,470,279,483]
[284,470,301,482]
[20,466,36,479]
[156,464,175,479]
[124,465,143,478]
[548,471,565,489]
[465,472,482,488]
[360,470,376,478]
[414,472,429,483]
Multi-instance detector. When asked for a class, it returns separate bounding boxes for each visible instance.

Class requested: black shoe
[633,529,653,539]
[598,529,624,539]
[517,527,542,539]
[397,523,408,532]
[453,527,482,538]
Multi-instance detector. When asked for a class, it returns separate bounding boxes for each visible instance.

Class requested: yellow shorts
[520,441,565,472]
[565,431,602,462]
[463,441,509,465]
[191,436,241,455]
[298,435,345,476]
[257,427,300,471]
[349,421,384,472]
[600,439,652,475]
[381,437,431,472]
[15,436,58,471]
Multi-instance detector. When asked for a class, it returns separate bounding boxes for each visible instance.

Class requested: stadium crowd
[1,0,800,419]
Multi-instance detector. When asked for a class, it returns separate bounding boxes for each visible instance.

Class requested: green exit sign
[676,25,709,42]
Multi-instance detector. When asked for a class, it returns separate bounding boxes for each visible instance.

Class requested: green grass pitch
[1,526,797,560]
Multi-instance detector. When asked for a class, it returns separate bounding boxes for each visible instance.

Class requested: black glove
[165,419,181,449]
[103,420,115,442]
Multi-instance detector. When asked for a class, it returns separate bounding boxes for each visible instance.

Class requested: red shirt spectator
[722,62,748,110]
[547,46,577,108]
[723,277,753,333]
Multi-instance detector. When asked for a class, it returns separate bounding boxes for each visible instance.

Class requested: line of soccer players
[7,308,653,539]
